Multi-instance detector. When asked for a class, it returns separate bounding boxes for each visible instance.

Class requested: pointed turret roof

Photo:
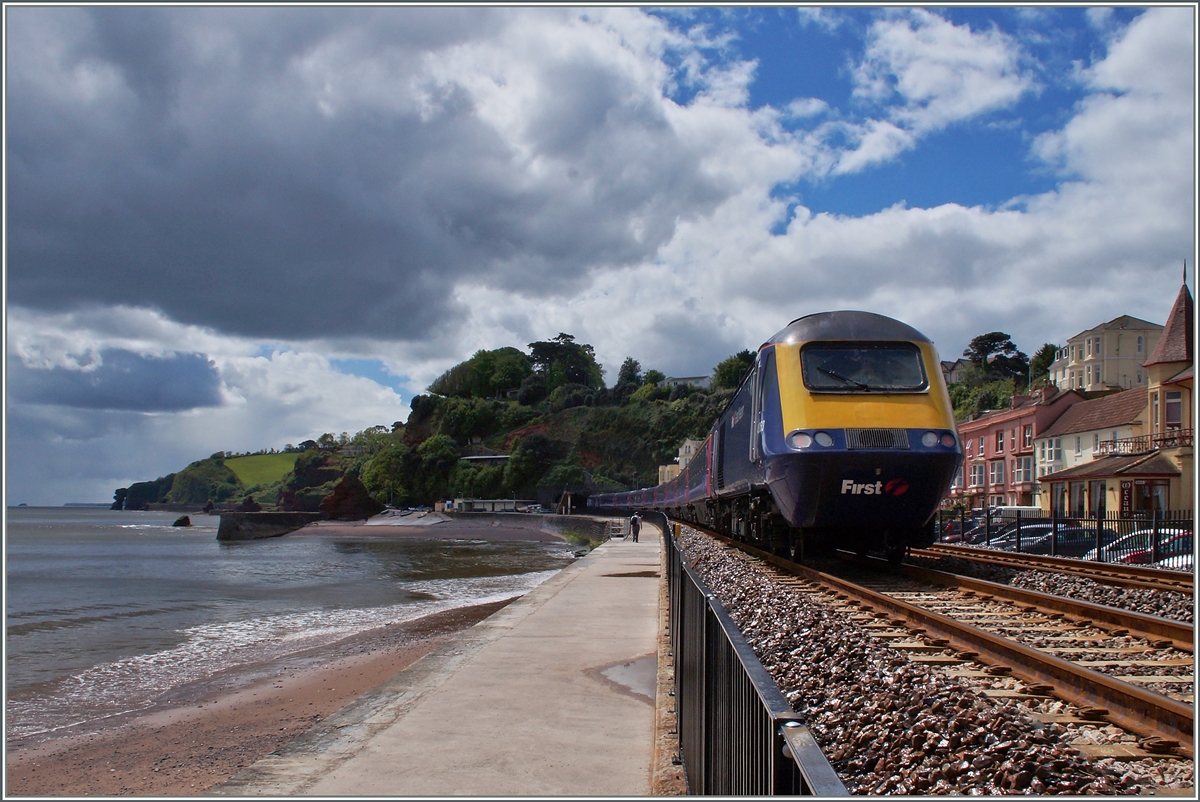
[1144,283,1194,366]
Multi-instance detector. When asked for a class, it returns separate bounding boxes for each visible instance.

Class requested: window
[1093,433,1099,452]
[1023,425,1033,448]
[969,464,986,487]
[1137,335,1144,353]
[951,466,963,488]
[1137,368,1143,384]
[800,343,927,392]
[1094,337,1101,356]
[1074,436,1082,456]
[1089,480,1106,517]
[965,439,972,456]
[1013,456,1033,483]
[995,430,1004,452]
[978,435,985,455]
[1095,365,1101,384]
[1086,339,1092,357]
[1051,482,1067,515]
[1166,391,1182,430]
[1069,482,1086,516]
[989,460,1005,486]
[1152,393,1160,432]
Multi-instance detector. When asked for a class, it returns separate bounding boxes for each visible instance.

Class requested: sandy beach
[5,599,513,796]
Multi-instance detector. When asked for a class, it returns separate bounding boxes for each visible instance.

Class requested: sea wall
[446,511,613,542]
[216,512,322,541]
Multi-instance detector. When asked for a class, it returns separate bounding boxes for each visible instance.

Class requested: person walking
[629,512,641,543]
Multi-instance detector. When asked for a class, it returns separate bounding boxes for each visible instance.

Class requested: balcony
[1095,428,1193,456]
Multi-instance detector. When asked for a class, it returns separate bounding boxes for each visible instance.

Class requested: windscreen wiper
[817,367,871,390]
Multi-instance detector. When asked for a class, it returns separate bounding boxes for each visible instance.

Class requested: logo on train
[840,478,909,496]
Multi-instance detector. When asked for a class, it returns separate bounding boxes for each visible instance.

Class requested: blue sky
[4,5,1195,504]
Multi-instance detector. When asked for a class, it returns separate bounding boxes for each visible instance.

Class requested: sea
[4,506,575,746]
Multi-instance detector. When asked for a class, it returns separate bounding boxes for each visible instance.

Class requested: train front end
[761,312,962,552]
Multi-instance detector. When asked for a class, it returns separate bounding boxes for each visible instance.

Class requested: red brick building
[949,386,1084,509]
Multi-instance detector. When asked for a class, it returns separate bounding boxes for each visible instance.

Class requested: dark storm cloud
[6,7,729,341]
[8,350,222,412]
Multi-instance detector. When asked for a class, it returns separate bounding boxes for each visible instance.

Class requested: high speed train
[587,311,963,560]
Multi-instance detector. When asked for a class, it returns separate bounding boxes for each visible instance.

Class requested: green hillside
[225,453,301,488]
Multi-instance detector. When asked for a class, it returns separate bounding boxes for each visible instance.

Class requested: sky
[4,5,1196,505]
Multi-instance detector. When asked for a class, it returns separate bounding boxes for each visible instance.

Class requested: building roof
[1144,283,1194,366]
[1039,386,1146,438]
[1040,452,1180,482]
[1065,314,1162,343]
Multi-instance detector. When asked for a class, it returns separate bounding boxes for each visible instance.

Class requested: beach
[5,510,582,796]
[5,597,513,796]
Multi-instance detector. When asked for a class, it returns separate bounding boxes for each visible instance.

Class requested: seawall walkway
[215,530,662,796]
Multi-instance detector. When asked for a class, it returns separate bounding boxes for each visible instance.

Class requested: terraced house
[949,386,1084,509]
[1036,282,1193,516]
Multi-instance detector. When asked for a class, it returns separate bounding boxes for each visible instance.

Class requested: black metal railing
[936,508,1193,569]
[662,518,847,795]
[1095,428,1193,456]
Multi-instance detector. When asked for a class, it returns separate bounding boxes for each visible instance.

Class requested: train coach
[588,310,963,561]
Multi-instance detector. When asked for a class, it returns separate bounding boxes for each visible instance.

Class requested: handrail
[661,517,847,796]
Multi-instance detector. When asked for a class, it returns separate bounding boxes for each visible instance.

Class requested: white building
[1048,315,1162,392]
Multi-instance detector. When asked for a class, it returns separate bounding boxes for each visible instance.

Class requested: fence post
[960,506,966,544]
[985,507,993,546]
[1151,509,1160,563]
[1015,510,1022,553]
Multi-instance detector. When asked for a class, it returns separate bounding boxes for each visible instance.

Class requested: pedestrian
[630,512,641,543]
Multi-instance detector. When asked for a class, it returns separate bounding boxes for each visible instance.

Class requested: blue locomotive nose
[764,438,959,531]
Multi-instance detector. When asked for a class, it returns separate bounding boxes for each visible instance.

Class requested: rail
[662,519,847,795]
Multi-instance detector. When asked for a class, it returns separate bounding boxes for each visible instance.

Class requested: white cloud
[834,9,1034,173]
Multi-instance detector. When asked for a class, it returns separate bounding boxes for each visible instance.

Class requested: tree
[962,333,1029,385]
[1029,343,1058,387]
[504,433,560,493]
[616,357,642,387]
[643,369,665,386]
[361,443,410,505]
[711,350,756,389]
[528,333,604,391]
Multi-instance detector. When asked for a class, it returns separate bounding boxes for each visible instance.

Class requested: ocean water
[4,507,575,745]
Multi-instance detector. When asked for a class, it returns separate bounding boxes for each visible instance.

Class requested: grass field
[224,453,301,488]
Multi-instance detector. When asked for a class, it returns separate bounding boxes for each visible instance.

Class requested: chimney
[1010,394,1030,409]
[1039,385,1057,403]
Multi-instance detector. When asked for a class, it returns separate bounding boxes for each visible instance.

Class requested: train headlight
[921,431,939,448]
[940,433,957,448]
[814,431,834,447]
[788,431,814,449]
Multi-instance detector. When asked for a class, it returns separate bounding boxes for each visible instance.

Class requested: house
[658,438,705,484]
[1037,282,1193,514]
[949,386,1084,509]
[941,358,971,385]
[1033,387,1149,515]
[658,375,712,390]
[1048,315,1163,392]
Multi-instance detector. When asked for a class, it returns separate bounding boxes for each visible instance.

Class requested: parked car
[1082,528,1191,563]
[984,525,1117,557]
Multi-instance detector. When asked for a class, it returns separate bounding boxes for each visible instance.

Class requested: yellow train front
[744,310,962,558]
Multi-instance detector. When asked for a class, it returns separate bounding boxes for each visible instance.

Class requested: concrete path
[215,531,662,796]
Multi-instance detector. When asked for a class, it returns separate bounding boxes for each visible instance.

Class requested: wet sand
[5,599,513,797]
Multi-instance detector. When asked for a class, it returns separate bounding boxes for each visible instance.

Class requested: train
[587,310,963,561]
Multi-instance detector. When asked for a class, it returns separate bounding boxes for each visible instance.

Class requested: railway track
[915,543,1194,594]
[686,522,1195,761]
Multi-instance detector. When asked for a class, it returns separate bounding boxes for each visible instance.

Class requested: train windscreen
[800,342,927,392]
